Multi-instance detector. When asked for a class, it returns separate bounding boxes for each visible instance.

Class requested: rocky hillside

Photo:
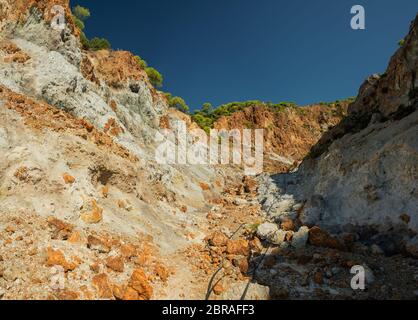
[259,14,418,257]
[0,0,416,301]
[0,0,235,300]
[213,101,349,173]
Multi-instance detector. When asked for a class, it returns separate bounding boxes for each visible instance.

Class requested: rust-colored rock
[106,256,125,273]
[45,247,77,272]
[92,274,113,299]
[128,269,153,300]
[226,239,250,256]
[120,243,137,260]
[81,200,103,224]
[63,173,75,184]
[308,226,342,249]
[207,231,229,247]
[87,235,111,253]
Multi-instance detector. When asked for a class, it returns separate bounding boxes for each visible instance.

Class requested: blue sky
[71,0,417,110]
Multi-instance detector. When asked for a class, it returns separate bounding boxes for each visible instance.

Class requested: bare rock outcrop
[259,14,418,257]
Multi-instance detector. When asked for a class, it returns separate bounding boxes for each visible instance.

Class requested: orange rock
[87,235,111,253]
[112,285,126,300]
[63,173,75,184]
[120,243,137,259]
[129,269,153,300]
[122,287,140,300]
[81,200,103,224]
[47,217,73,240]
[45,247,77,272]
[133,254,149,267]
[106,255,125,273]
[68,231,83,244]
[207,231,229,247]
[226,239,250,256]
[92,274,113,299]
[308,226,342,249]
[213,283,225,295]
[199,182,211,191]
[281,219,296,231]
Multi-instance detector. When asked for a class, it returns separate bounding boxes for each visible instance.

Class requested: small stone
[207,231,228,247]
[106,255,125,273]
[213,283,225,295]
[45,247,77,272]
[257,223,279,240]
[63,173,75,184]
[226,239,250,256]
[309,226,342,249]
[87,235,111,253]
[81,201,103,224]
[291,226,309,249]
[120,244,137,259]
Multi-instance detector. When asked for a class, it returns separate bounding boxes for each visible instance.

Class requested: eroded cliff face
[213,102,348,174]
[260,14,418,258]
[0,0,234,300]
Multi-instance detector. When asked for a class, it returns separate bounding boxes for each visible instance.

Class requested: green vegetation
[72,5,111,51]
[191,100,297,132]
[191,97,356,131]
[134,56,164,88]
[88,37,111,50]
[134,56,148,69]
[165,93,190,114]
[145,67,163,88]
[398,39,405,46]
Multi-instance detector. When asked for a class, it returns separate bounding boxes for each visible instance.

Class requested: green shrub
[88,37,111,51]
[73,5,90,21]
[398,39,405,46]
[146,67,163,88]
[165,93,189,113]
[72,4,111,51]
[73,15,85,31]
[134,56,148,69]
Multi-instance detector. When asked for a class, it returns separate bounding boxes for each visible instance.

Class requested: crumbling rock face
[214,103,348,174]
[259,14,418,257]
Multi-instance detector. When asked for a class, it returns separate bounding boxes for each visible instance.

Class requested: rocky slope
[214,102,349,173]
[0,0,416,301]
[258,14,418,257]
[0,0,234,300]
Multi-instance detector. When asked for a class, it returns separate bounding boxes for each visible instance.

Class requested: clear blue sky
[72,0,417,110]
